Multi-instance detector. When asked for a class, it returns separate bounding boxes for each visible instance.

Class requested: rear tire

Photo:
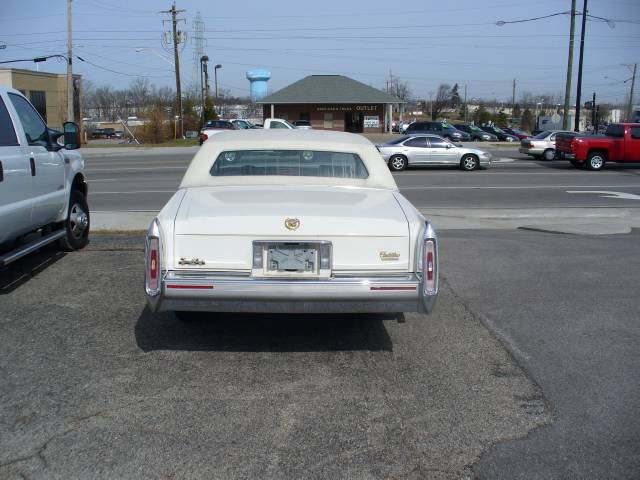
[58,190,90,251]
[389,155,407,171]
[586,151,606,171]
[460,154,479,171]
[543,149,556,161]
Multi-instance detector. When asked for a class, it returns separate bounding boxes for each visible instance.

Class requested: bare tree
[129,78,152,112]
[431,83,452,120]
[386,78,412,102]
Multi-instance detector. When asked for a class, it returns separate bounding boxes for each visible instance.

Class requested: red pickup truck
[556,123,640,170]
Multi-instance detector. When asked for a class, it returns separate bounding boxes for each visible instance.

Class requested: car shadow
[0,243,67,294]
[530,160,640,171]
[134,307,395,353]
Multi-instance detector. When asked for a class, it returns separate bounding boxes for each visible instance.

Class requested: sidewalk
[80,145,199,157]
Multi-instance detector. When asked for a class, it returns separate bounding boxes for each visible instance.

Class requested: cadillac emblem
[284,218,300,231]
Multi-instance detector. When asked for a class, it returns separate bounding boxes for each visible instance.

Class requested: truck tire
[58,190,90,251]
[586,151,606,171]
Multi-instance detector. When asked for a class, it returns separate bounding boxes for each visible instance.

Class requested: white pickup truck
[262,118,296,129]
[0,86,89,268]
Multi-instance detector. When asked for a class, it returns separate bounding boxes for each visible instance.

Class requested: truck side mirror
[63,122,80,150]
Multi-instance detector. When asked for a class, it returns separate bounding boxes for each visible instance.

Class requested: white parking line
[399,185,640,190]
[90,190,176,194]
[86,167,186,172]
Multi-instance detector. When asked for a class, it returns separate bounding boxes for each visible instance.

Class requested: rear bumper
[147,272,436,314]
[519,146,543,155]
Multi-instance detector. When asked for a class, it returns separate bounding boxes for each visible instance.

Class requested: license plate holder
[252,241,332,278]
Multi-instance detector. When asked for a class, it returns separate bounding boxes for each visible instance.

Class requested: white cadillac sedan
[144,130,438,317]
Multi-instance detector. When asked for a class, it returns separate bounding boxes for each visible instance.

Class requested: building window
[324,113,333,129]
[29,90,47,123]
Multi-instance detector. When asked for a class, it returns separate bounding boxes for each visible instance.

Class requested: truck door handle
[30,157,36,176]
[0,161,3,182]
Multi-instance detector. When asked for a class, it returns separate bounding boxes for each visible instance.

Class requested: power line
[79,57,173,78]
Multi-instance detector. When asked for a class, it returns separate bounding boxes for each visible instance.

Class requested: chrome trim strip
[147,272,424,313]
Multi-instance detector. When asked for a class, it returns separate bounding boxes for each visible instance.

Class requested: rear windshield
[210,150,369,179]
[605,125,625,138]
[533,131,552,139]
[205,121,233,129]
[386,136,408,145]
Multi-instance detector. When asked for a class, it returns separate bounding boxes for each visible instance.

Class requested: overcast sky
[1,0,638,105]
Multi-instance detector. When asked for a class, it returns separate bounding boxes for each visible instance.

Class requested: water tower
[246,69,271,103]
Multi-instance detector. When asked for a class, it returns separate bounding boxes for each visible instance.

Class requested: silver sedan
[376,135,492,171]
[519,130,574,161]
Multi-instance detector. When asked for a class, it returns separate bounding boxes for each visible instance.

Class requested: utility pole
[428,91,434,120]
[464,83,468,123]
[511,78,516,112]
[625,63,637,122]
[161,2,186,138]
[574,0,588,132]
[66,0,73,122]
[591,92,596,130]
[563,0,577,130]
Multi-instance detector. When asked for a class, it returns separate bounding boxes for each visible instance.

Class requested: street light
[200,55,209,126]
[214,64,222,101]
[135,48,174,67]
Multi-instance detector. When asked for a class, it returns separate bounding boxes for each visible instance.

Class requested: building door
[344,112,364,133]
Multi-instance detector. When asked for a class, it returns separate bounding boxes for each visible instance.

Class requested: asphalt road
[0,234,546,480]
[442,230,640,479]
[83,147,640,212]
[1,229,638,479]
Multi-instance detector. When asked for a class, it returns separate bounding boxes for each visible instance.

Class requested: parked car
[231,119,257,130]
[376,134,491,171]
[556,123,640,170]
[102,127,116,138]
[91,128,105,139]
[293,120,312,130]
[502,127,531,140]
[144,130,439,317]
[0,86,89,267]
[405,121,471,142]
[480,125,519,142]
[114,130,124,139]
[519,130,574,161]
[200,120,237,145]
[452,124,498,142]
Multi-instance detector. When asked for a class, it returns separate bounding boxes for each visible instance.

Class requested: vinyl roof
[258,75,403,104]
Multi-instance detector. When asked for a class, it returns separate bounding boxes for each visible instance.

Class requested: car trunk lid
[173,186,411,272]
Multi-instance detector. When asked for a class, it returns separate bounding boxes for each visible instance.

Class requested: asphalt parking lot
[2,229,639,479]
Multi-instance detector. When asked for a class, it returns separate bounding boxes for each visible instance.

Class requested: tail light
[420,222,438,297]
[200,133,208,143]
[145,219,162,296]
[423,239,437,295]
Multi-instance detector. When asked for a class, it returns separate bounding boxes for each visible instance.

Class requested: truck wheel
[543,149,556,161]
[460,154,478,171]
[586,151,606,171]
[58,190,90,251]
[389,155,407,171]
